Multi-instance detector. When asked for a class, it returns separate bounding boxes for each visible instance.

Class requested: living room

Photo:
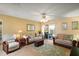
[0,3,79,56]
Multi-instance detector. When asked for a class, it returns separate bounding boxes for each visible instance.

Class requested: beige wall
[0,14,41,37]
[44,17,79,35]
[1,14,79,39]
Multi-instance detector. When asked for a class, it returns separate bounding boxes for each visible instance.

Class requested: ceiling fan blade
[31,12,41,16]
[47,14,55,16]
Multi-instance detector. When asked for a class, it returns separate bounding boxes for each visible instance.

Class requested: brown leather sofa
[53,34,77,49]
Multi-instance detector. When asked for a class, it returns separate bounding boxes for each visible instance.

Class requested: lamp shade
[18,30,22,33]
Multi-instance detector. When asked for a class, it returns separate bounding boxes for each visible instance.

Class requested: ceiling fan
[31,12,59,22]
[40,13,48,23]
[32,12,57,22]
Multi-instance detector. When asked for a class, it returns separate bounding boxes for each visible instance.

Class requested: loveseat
[53,34,76,49]
[26,36,43,44]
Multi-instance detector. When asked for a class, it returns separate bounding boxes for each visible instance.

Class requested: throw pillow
[64,35,73,41]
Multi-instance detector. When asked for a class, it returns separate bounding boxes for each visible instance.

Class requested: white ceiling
[0,3,79,21]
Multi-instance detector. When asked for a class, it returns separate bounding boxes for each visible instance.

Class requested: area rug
[32,44,70,56]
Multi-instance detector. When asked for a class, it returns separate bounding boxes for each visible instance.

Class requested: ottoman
[34,39,44,47]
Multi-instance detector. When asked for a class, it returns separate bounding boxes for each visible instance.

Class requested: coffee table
[34,39,44,47]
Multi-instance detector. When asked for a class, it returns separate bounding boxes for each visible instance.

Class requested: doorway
[49,24,55,34]
[48,24,56,39]
[41,24,56,39]
[41,25,49,39]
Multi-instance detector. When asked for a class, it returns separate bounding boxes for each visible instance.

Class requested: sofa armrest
[72,40,77,47]
[3,41,8,45]
[53,37,56,44]
[3,41,9,54]
[15,39,21,46]
[25,37,29,44]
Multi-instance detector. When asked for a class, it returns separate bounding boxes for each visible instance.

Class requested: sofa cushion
[64,35,73,41]
[34,36,42,40]
[2,34,16,42]
[7,39,15,43]
[57,34,64,39]
[9,42,19,48]
[8,42,19,51]
[28,36,42,43]
[55,39,72,46]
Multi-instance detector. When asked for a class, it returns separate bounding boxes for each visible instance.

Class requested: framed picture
[62,23,68,30]
[72,21,79,30]
[27,24,35,31]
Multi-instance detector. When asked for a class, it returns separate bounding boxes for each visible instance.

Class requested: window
[72,21,79,30]
[62,23,68,30]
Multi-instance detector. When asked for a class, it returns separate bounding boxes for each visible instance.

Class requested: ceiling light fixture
[40,13,48,23]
